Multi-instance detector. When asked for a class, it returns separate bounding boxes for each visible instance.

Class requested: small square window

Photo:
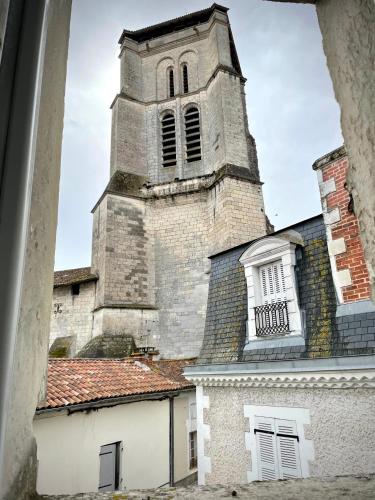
[71,283,80,295]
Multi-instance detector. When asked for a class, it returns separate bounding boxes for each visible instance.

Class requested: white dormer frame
[239,234,304,350]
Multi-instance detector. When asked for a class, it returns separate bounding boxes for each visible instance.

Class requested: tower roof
[118,3,229,44]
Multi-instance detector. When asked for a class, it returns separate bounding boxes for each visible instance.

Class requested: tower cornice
[118,4,229,45]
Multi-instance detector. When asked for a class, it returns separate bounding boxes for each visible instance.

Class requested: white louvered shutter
[259,260,286,305]
[275,419,301,479]
[255,416,278,480]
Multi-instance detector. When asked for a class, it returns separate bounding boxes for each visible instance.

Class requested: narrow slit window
[182,64,189,94]
[189,431,197,469]
[168,68,175,98]
[161,113,177,167]
[185,107,201,163]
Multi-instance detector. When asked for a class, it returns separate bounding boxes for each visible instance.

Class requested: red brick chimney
[313,146,371,304]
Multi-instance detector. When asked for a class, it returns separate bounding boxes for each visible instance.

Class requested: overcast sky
[54,0,342,271]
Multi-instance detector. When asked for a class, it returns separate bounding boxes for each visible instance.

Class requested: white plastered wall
[34,393,193,495]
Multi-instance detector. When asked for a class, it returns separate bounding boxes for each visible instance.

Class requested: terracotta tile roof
[38,358,195,411]
[54,267,98,287]
[148,358,196,385]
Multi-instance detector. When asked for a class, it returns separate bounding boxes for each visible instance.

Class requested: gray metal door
[99,443,116,491]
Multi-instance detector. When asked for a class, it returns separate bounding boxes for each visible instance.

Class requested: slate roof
[119,3,228,44]
[199,214,375,364]
[38,358,194,411]
[53,267,98,288]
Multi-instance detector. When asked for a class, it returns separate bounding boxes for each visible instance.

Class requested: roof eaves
[53,275,98,288]
[118,3,229,45]
[208,213,323,259]
[36,386,194,414]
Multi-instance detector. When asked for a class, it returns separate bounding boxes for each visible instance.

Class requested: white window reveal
[239,231,305,350]
[189,431,198,469]
[255,416,301,480]
[244,405,314,483]
[98,442,121,492]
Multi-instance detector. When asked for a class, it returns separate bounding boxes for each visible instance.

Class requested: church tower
[90,3,267,359]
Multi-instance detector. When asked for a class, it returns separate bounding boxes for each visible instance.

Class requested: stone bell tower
[90,3,267,359]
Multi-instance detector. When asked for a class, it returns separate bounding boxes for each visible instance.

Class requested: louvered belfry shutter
[275,419,302,479]
[259,260,286,305]
[255,416,278,480]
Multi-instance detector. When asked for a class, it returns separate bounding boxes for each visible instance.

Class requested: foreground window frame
[239,233,304,350]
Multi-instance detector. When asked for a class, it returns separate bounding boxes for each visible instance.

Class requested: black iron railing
[254,301,289,336]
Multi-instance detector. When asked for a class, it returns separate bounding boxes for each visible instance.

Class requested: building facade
[34,358,196,494]
[49,4,268,360]
[184,147,375,484]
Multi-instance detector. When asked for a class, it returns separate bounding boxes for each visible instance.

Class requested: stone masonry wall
[110,98,147,177]
[112,7,258,184]
[208,176,266,254]
[89,171,267,359]
[146,190,211,358]
[120,11,229,102]
[93,194,155,308]
[50,282,96,355]
[112,71,252,185]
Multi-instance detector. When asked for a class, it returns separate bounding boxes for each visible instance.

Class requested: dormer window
[182,64,189,94]
[239,232,304,350]
[168,68,175,98]
[161,113,177,167]
[185,107,201,163]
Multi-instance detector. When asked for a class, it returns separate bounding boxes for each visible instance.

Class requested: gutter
[183,354,375,377]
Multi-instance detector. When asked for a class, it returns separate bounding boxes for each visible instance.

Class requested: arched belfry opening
[182,64,189,94]
[168,67,175,98]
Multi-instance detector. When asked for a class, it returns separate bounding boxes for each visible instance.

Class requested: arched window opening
[161,114,177,167]
[182,64,189,94]
[185,107,201,163]
[168,68,175,98]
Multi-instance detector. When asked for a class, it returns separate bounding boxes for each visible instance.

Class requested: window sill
[244,333,305,351]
